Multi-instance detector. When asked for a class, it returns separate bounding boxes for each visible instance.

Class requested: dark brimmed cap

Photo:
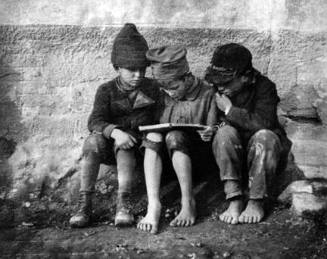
[111,23,149,68]
[211,43,253,74]
[146,45,190,81]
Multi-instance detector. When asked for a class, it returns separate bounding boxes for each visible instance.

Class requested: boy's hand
[197,126,215,142]
[111,129,137,149]
[215,93,232,114]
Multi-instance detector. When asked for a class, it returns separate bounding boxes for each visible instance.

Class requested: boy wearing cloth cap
[205,43,292,224]
[69,23,160,228]
[137,46,219,234]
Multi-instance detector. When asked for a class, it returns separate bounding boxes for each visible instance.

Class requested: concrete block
[279,180,327,217]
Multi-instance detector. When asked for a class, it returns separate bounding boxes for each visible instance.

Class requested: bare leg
[170,151,196,227]
[137,133,163,234]
[239,199,264,223]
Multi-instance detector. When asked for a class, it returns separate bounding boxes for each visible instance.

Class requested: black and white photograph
[0,0,326,258]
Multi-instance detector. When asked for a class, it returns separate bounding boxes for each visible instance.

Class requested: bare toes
[150,225,158,234]
[141,223,147,231]
[147,224,152,232]
[170,219,177,227]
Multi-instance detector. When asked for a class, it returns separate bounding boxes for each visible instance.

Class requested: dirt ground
[0,210,326,259]
[1,172,327,259]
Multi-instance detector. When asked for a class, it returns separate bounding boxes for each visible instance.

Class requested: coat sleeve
[87,84,118,138]
[225,80,280,133]
[206,91,220,126]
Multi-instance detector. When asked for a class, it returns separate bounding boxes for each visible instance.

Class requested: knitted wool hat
[111,23,149,68]
[211,43,253,74]
[146,45,190,81]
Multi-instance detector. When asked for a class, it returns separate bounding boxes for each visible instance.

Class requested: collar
[249,69,260,85]
[183,77,202,101]
[132,90,155,109]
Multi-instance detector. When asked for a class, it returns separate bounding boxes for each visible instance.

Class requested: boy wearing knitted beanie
[69,23,160,228]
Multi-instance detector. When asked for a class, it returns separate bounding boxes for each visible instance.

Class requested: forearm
[225,106,276,132]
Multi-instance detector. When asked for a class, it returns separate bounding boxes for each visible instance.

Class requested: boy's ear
[240,69,254,85]
[184,72,193,84]
[240,75,250,85]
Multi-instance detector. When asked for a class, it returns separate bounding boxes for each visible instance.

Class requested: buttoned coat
[87,77,160,139]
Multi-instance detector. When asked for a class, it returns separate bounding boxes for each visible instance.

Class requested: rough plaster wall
[1,0,327,32]
[0,0,327,197]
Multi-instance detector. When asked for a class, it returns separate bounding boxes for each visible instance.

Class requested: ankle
[148,201,162,211]
[181,196,195,205]
[118,186,132,194]
[148,198,161,206]
[248,199,264,207]
[228,195,243,203]
[116,191,133,210]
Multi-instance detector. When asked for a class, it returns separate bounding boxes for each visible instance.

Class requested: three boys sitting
[70,24,291,234]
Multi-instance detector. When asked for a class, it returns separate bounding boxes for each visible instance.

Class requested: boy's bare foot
[170,198,196,227]
[137,202,162,234]
[238,199,264,224]
[219,199,244,224]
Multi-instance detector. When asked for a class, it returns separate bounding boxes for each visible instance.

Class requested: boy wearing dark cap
[69,23,160,228]
[137,45,219,234]
[205,43,292,224]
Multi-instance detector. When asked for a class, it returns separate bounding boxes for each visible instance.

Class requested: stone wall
[0,0,327,199]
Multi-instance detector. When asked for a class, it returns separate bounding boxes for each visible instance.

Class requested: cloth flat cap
[211,43,253,74]
[146,45,189,81]
[111,23,149,68]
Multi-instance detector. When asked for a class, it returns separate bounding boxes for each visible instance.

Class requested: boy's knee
[146,132,163,142]
[83,133,108,155]
[165,130,190,156]
[165,130,188,150]
[212,125,241,152]
[142,132,163,152]
[214,125,239,141]
[251,130,280,149]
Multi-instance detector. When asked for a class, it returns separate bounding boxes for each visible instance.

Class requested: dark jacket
[87,77,160,138]
[221,70,292,165]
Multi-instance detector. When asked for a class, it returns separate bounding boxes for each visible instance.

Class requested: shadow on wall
[0,64,26,199]
[0,64,26,228]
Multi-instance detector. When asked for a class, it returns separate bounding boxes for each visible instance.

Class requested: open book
[139,123,209,132]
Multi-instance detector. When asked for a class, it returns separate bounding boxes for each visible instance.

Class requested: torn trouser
[212,125,282,200]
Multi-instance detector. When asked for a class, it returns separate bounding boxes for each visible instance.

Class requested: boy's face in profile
[206,66,244,97]
[118,67,146,90]
[159,79,187,100]
[216,77,244,97]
